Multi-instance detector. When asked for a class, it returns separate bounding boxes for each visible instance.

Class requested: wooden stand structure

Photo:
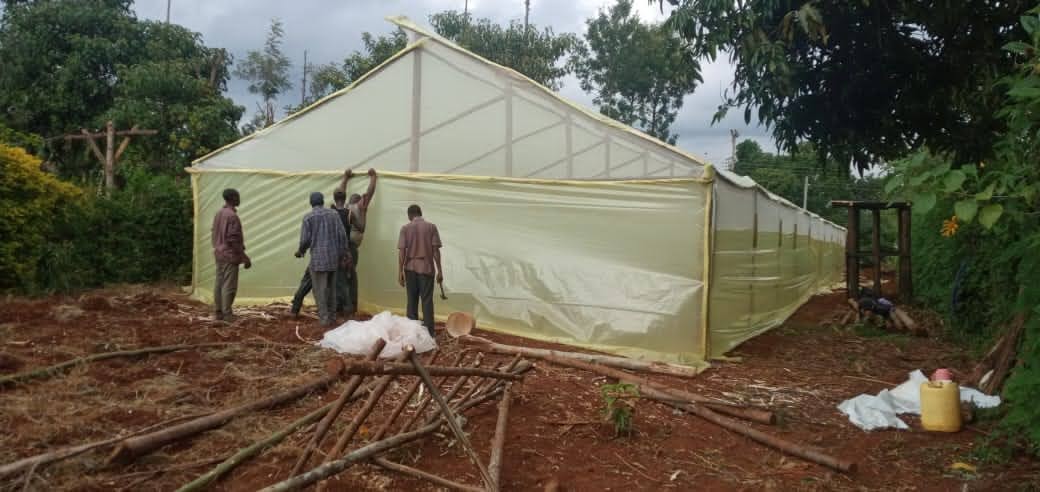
[50,121,157,191]
[830,200,912,300]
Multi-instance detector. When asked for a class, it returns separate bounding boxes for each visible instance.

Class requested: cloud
[133,0,775,165]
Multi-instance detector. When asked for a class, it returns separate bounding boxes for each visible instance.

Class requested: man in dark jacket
[211,188,251,321]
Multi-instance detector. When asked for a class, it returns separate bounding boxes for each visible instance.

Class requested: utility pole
[524,0,530,31]
[464,0,469,15]
[728,129,739,171]
[301,50,308,106]
[803,175,809,209]
[165,0,171,23]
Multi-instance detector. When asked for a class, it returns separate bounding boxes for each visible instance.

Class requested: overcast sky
[133,0,776,166]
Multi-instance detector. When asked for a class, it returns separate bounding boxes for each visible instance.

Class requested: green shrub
[0,143,81,291]
[36,166,193,292]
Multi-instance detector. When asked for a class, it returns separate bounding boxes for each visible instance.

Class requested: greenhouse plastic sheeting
[190,171,711,367]
[709,179,845,357]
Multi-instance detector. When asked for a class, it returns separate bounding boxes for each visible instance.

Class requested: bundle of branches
[969,312,1028,395]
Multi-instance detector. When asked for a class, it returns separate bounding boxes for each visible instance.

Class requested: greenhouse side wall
[708,179,846,358]
[190,170,713,367]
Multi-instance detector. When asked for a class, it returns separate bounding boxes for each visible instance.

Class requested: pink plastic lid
[932,368,953,381]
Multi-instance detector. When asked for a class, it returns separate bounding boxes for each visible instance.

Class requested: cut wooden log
[533,354,853,472]
[290,339,385,478]
[108,361,346,464]
[983,312,1028,395]
[342,360,522,380]
[177,402,335,492]
[0,412,207,479]
[0,342,245,387]
[459,335,701,378]
[891,308,924,336]
[372,458,482,492]
[501,348,773,425]
[488,384,513,491]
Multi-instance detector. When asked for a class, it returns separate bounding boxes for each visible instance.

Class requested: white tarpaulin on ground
[837,370,1002,431]
[319,311,437,358]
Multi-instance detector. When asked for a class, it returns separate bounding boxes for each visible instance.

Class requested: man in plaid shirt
[295,192,349,326]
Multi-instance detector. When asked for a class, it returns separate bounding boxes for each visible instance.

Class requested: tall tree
[429,10,579,90]
[658,0,1032,171]
[293,29,408,109]
[0,0,242,176]
[234,18,292,129]
[572,0,700,144]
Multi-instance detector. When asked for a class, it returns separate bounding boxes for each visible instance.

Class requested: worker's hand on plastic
[243,257,252,269]
[345,169,353,179]
[398,271,405,287]
[294,251,303,258]
[367,168,376,177]
[436,272,444,284]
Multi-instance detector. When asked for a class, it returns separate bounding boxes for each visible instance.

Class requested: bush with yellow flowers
[0,144,81,290]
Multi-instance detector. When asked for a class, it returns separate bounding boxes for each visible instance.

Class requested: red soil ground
[0,285,1036,491]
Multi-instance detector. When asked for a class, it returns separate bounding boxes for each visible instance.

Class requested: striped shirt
[298,206,347,272]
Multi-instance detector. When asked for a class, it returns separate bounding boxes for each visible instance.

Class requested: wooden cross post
[64,121,157,191]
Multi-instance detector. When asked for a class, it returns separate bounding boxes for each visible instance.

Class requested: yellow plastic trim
[190,173,200,293]
[183,167,713,186]
[700,165,716,359]
[191,39,429,166]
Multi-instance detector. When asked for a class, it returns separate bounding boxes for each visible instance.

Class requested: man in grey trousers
[211,188,251,321]
[295,192,349,326]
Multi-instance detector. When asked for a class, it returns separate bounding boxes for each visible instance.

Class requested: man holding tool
[397,204,443,336]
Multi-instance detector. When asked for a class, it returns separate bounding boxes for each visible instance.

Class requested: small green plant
[600,382,638,437]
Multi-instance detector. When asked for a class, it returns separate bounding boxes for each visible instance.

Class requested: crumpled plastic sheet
[837,370,1002,431]
[318,311,437,358]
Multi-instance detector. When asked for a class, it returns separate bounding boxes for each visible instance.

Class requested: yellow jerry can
[920,380,962,432]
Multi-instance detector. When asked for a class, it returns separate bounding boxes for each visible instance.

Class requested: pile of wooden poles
[263,338,528,492]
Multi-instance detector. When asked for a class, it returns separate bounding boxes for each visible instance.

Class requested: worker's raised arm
[339,169,354,193]
[362,168,377,209]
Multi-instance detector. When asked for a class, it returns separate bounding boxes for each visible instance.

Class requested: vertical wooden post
[846,207,859,299]
[564,113,573,178]
[872,209,882,295]
[898,206,913,301]
[749,191,758,331]
[409,49,422,172]
[104,120,115,190]
[505,84,514,177]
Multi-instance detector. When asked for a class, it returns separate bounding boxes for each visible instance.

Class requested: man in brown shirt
[397,204,442,336]
[211,188,251,321]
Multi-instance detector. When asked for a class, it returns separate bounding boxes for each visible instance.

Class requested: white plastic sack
[318,311,437,358]
[837,370,1001,431]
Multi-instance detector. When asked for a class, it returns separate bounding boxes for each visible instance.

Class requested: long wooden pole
[108,364,345,464]
[535,354,852,472]
[408,347,495,490]
[290,339,385,477]
[487,384,513,491]
[373,458,482,492]
[460,336,770,423]
[105,120,116,190]
[262,385,509,492]
[342,360,522,380]
[872,209,882,294]
[460,335,700,378]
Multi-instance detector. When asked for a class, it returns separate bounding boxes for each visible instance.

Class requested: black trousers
[405,270,435,334]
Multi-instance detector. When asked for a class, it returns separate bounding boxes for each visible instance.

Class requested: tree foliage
[0,0,242,176]
[732,139,882,227]
[235,18,292,128]
[295,29,408,108]
[883,7,1040,451]
[660,0,1033,172]
[429,10,579,90]
[572,0,700,144]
